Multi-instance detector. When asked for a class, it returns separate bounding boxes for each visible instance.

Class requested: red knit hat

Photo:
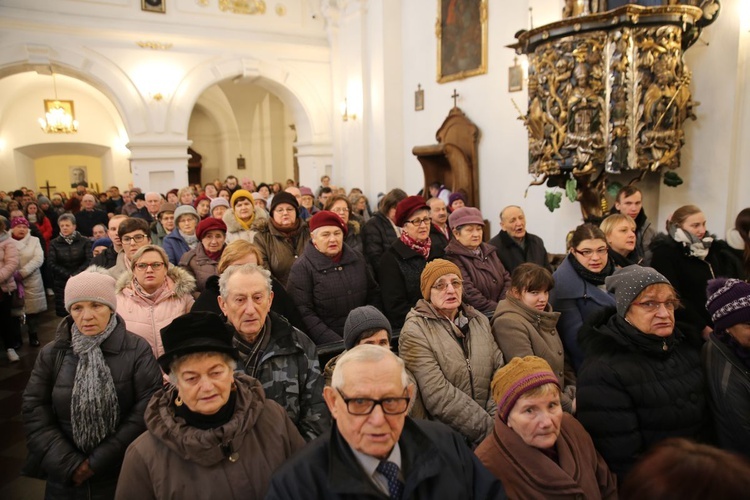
[309,210,347,236]
[193,194,210,208]
[196,217,227,240]
[395,196,429,227]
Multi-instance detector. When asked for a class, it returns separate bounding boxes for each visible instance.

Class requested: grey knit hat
[343,306,392,350]
[605,265,671,317]
[174,204,199,223]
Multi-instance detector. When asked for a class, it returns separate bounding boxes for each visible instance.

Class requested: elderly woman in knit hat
[115,312,305,499]
[287,210,380,345]
[11,216,46,346]
[322,305,427,418]
[444,206,511,316]
[576,265,712,481]
[22,268,162,498]
[222,189,265,244]
[210,197,230,220]
[179,217,227,294]
[399,259,504,446]
[704,278,750,457]
[475,356,617,499]
[116,245,195,365]
[252,191,311,286]
[378,195,444,328]
[448,192,467,212]
[163,205,200,265]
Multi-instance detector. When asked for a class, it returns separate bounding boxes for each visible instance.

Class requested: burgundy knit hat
[706,278,750,331]
[309,210,347,236]
[193,194,210,208]
[492,356,560,423]
[10,217,29,229]
[196,217,227,240]
[448,192,467,207]
[395,196,429,227]
[299,186,314,197]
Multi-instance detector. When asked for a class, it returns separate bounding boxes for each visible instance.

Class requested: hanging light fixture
[38,73,79,134]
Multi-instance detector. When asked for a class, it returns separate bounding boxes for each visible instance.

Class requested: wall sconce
[340,98,357,122]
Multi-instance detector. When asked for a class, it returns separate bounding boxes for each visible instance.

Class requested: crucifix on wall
[39,180,56,198]
[451,89,460,108]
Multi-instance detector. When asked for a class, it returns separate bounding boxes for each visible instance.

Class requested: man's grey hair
[426,197,444,208]
[145,192,161,201]
[499,205,523,221]
[58,213,77,225]
[82,193,96,203]
[331,345,409,391]
[219,263,273,299]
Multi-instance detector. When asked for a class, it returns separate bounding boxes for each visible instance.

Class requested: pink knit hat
[64,268,117,312]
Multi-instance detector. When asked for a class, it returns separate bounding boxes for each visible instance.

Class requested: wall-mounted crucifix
[39,180,57,198]
[451,89,459,108]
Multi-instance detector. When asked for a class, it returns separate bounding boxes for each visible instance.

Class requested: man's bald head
[500,205,526,240]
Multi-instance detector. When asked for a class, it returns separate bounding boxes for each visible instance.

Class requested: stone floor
[0,299,60,499]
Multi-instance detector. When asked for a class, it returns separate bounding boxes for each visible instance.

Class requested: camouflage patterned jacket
[235,312,330,441]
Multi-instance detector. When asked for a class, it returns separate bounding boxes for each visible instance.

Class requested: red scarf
[399,231,431,259]
[205,247,224,262]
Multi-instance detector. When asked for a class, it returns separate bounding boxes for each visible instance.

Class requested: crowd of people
[2,175,750,498]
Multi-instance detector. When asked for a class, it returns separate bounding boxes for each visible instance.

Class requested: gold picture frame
[436,0,488,84]
[141,0,166,14]
[43,99,76,120]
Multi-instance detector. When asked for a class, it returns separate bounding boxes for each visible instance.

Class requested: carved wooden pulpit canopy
[412,106,480,208]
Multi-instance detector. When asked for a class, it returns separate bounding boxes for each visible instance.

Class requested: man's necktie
[376,460,404,500]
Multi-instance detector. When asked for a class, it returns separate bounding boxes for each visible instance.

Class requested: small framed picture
[142,0,166,13]
[237,155,246,170]
[415,85,424,111]
[508,64,523,93]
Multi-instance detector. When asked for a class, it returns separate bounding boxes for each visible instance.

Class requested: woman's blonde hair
[130,245,169,270]
[217,240,263,274]
[600,213,636,237]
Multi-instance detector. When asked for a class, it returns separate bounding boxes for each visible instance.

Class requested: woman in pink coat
[0,216,20,362]
[115,245,195,364]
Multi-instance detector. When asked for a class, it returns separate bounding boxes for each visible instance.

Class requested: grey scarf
[62,231,79,245]
[180,230,199,249]
[70,313,120,453]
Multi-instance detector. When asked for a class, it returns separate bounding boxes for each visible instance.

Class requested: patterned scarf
[70,313,120,453]
[399,231,431,259]
[671,225,713,260]
[62,231,79,245]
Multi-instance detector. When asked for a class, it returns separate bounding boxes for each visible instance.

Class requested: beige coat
[222,206,267,244]
[399,300,504,445]
[491,295,576,413]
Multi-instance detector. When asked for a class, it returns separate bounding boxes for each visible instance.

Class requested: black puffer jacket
[48,233,92,316]
[287,241,380,345]
[576,308,712,481]
[22,315,163,499]
[91,247,118,270]
[379,239,443,329]
[650,233,744,335]
[488,230,552,274]
[361,212,398,271]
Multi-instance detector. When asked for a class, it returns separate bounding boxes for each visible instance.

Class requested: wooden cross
[39,180,56,198]
[451,89,459,107]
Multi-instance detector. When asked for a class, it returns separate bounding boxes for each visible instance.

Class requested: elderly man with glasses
[266,345,506,499]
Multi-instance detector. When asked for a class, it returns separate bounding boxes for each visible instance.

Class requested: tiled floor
[0,301,60,499]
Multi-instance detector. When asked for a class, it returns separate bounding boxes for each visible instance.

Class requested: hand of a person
[72,459,94,487]
[701,326,713,341]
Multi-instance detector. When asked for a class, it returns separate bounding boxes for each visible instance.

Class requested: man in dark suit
[266,345,506,499]
[489,205,552,273]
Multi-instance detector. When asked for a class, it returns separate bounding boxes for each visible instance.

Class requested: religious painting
[509,64,523,92]
[415,85,425,111]
[437,0,488,84]
[69,166,88,188]
[141,0,166,13]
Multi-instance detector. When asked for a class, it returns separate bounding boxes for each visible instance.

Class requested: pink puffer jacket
[0,236,19,294]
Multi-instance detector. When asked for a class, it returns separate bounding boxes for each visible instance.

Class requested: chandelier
[38,73,79,134]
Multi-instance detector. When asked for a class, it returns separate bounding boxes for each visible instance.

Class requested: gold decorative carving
[219,0,266,15]
[136,41,173,50]
[275,4,286,16]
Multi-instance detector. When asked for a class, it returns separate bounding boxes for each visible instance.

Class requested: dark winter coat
[475,413,617,500]
[287,241,380,345]
[429,223,450,257]
[236,312,330,442]
[74,209,108,238]
[361,211,398,271]
[91,246,118,269]
[266,418,507,500]
[162,228,192,265]
[650,233,744,336]
[444,239,510,315]
[549,256,615,372]
[115,374,305,500]
[22,315,163,499]
[703,332,750,457]
[191,274,305,332]
[252,217,311,286]
[344,220,363,255]
[488,230,552,274]
[576,308,712,481]
[178,242,220,294]
[378,238,443,328]
[48,233,92,316]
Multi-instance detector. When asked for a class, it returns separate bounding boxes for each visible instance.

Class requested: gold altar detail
[219,0,266,15]
[513,4,718,221]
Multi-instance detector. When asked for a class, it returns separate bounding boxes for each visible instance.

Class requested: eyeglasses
[573,247,608,258]
[121,234,147,244]
[274,207,297,214]
[331,208,350,214]
[135,262,165,271]
[406,217,431,227]
[432,279,463,292]
[631,300,681,312]
[336,389,410,415]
